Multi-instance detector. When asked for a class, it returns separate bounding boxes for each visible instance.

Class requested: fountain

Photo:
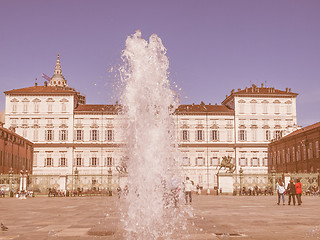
[118,30,187,239]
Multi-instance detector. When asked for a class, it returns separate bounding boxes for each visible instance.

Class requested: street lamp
[9,167,13,197]
[107,168,112,196]
[74,167,79,192]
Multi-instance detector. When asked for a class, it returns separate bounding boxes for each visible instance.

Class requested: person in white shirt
[276,179,286,205]
[184,177,193,204]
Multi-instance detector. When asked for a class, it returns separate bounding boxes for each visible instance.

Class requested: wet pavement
[0,194,319,239]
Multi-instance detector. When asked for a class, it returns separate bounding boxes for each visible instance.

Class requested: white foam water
[119,30,187,239]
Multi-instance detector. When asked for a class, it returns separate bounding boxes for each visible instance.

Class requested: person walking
[276,179,286,205]
[295,179,302,205]
[287,179,296,205]
[184,177,193,204]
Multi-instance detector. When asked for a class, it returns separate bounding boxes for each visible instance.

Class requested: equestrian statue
[217,155,235,174]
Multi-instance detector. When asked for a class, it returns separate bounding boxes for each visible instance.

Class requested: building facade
[268,122,320,173]
[4,55,299,190]
[0,126,33,174]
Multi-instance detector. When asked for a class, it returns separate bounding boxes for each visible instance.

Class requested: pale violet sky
[0,0,319,127]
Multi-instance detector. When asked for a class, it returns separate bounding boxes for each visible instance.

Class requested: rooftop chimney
[261,83,264,88]
[44,81,47,87]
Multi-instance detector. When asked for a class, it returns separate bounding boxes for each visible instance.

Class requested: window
[12,102,17,113]
[263,102,268,114]
[60,153,67,167]
[265,130,271,141]
[61,102,67,113]
[212,130,219,141]
[275,130,282,140]
[45,130,53,141]
[239,130,246,141]
[106,157,113,166]
[316,141,319,158]
[197,130,203,141]
[292,147,296,162]
[60,157,67,167]
[182,157,190,166]
[23,102,28,113]
[76,130,83,141]
[309,142,313,159]
[33,128,38,142]
[240,153,246,166]
[286,103,292,114]
[34,102,39,113]
[196,157,204,166]
[227,130,232,142]
[251,101,257,114]
[286,148,291,162]
[76,153,82,167]
[33,152,38,167]
[211,157,219,166]
[45,154,53,167]
[251,129,257,142]
[251,158,259,167]
[274,102,280,114]
[303,144,306,160]
[91,130,99,141]
[239,101,245,114]
[182,130,189,141]
[91,157,98,166]
[59,130,67,141]
[48,103,53,113]
[22,128,27,138]
[106,130,113,141]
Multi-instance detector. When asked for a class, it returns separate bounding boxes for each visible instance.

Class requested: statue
[217,156,235,174]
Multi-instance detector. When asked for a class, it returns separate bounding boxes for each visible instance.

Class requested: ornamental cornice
[34,143,124,148]
[6,93,75,96]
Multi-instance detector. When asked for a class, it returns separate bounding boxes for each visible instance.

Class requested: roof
[74,102,234,115]
[4,85,78,95]
[0,126,33,145]
[174,102,234,115]
[222,84,298,105]
[278,121,320,141]
[74,104,122,113]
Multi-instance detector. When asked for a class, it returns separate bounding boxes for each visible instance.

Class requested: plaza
[1,195,320,239]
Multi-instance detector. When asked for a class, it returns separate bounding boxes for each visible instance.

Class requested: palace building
[0,126,33,174]
[268,122,320,173]
[3,55,299,191]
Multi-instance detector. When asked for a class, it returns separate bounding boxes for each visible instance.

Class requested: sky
[0,0,319,127]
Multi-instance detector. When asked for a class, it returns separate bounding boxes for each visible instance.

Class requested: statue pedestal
[217,173,234,195]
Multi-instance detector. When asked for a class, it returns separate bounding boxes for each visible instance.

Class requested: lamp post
[107,168,112,196]
[239,167,244,196]
[9,167,13,197]
[74,167,79,193]
[271,166,276,195]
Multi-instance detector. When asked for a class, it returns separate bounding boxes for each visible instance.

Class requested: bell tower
[48,54,68,87]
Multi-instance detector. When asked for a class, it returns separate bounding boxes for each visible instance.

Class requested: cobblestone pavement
[0,195,319,239]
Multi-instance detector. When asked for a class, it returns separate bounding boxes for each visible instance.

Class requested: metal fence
[0,171,319,196]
